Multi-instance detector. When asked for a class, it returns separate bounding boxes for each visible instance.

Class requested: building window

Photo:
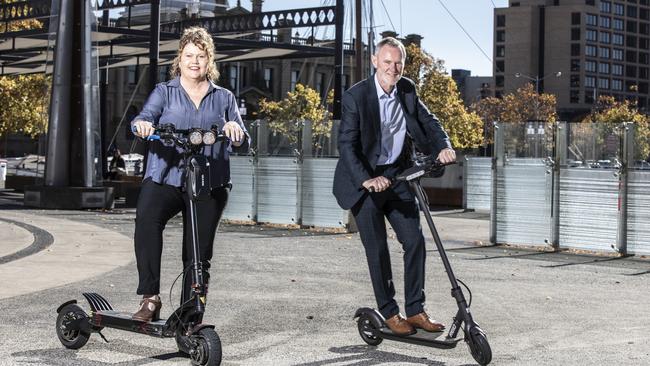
[612,79,623,91]
[127,65,138,84]
[586,13,598,25]
[570,44,580,56]
[586,29,597,41]
[585,60,597,72]
[585,76,596,87]
[585,90,595,104]
[600,16,611,28]
[639,82,648,94]
[628,5,638,18]
[496,60,505,73]
[599,47,610,58]
[571,75,581,87]
[263,68,273,89]
[496,14,506,27]
[641,23,649,34]
[614,3,624,15]
[496,75,504,87]
[612,63,623,75]
[626,50,637,62]
[598,78,610,89]
[627,35,638,47]
[612,33,624,45]
[572,12,581,25]
[600,1,611,13]
[641,8,649,20]
[315,72,326,96]
[640,67,649,79]
[586,44,597,56]
[612,48,624,60]
[290,70,299,91]
[599,32,611,43]
[627,65,637,78]
[571,28,581,41]
[640,52,649,64]
[496,45,505,57]
[627,20,637,33]
[570,90,580,103]
[640,37,650,50]
[599,62,610,74]
[585,0,595,5]
[496,30,506,42]
[571,59,581,72]
[613,18,624,30]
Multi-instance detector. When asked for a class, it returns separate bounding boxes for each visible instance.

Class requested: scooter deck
[91,310,171,337]
[377,327,462,349]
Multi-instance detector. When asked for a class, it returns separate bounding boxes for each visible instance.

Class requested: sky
[259,0,509,77]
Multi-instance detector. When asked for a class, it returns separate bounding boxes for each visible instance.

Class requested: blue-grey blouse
[131,77,250,188]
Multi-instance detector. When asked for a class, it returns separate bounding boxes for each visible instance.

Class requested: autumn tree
[0,1,50,153]
[403,43,484,149]
[258,84,333,156]
[580,95,650,161]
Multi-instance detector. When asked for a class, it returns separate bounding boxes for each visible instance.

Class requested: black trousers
[351,165,426,319]
[134,178,228,300]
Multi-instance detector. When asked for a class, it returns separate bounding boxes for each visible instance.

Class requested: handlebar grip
[146,135,160,141]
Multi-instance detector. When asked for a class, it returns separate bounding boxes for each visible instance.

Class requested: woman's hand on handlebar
[133,120,154,138]
[223,121,244,146]
[437,148,456,164]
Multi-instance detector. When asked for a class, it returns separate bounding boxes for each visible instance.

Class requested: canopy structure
[0,0,349,209]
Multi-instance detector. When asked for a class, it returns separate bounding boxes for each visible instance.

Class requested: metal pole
[81,0,95,187]
[615,122,631,255]
[333,0,344,119]
[550,121,565,250]
[490,122,503,244]
[355,0,363,83]
[148,0,160,93]
[45,0,73,187]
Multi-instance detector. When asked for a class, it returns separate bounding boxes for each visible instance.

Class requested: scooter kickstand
[98,330,109,343]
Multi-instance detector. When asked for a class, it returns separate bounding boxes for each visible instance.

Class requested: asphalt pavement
[0,188,649,366]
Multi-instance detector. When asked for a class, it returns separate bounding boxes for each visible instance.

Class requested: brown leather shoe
[384,314,416,336]
[132,296,162,322]
[406,312,446,332]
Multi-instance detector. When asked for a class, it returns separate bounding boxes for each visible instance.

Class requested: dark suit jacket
[332,75,452,210]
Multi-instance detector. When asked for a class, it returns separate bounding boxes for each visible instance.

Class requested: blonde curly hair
[169,27,220,82]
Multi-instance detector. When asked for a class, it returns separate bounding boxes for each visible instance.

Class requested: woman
[130,26,249,322]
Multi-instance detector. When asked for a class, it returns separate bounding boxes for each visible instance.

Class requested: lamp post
[514,71,562,157]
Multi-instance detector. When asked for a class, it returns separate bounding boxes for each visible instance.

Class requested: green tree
[403,43,484,149]
[258,84,333,155]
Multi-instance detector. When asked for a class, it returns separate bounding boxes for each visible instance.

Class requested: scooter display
[354,154,492,366]
[55,124,226,366]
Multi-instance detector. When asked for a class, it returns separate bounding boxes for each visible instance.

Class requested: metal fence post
[615,122,632,255]
[490,121,503,244]
[550,121,566,250]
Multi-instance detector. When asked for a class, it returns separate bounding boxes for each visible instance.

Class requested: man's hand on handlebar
[133,120,154,138]
[223,121,244,146]
[437,148,456,164]
[362,176,391,193]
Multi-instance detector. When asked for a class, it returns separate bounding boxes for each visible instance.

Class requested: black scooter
[55,124,226,366]
[354,154,492,366]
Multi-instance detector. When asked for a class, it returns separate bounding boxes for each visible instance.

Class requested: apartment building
[494,0,650,119]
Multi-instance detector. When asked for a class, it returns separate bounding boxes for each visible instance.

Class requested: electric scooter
[55,124,227,366]
[354,154,492,366]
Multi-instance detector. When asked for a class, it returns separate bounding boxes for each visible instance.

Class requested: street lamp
[514,71,562,94]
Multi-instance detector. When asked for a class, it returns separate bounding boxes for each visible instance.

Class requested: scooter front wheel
[357,314,383,346]
[466,328,492,365]
[56,304,90,349]
[190,328,222,366]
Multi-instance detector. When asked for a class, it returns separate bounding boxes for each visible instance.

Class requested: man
[333,37,456,336]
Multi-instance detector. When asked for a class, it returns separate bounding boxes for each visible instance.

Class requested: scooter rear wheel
[467,328,492,366]
[357,314,383,346]
[56,304,90,349]
[190,328,222,366]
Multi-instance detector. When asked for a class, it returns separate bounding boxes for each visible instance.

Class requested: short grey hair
[375,37,406,59]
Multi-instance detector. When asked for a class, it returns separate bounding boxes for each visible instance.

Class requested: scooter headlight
[189,130,203,145]
[202,130,216,145]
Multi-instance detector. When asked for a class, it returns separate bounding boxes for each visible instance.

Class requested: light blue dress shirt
[374,74,407,165]
[131,77,250,188]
